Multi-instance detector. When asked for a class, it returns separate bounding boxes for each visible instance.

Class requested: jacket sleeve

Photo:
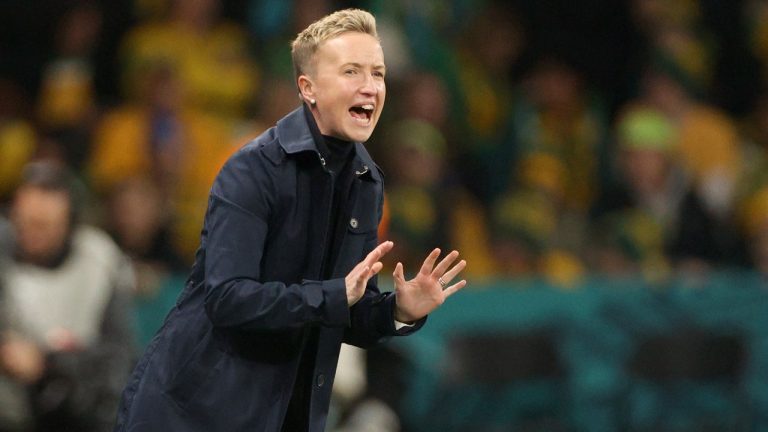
[202,148,350,331]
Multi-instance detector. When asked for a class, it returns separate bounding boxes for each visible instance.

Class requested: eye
[345,69,357,75]
[373,71,385,79]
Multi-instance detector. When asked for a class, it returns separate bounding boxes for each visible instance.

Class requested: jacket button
[316,374,326,387]
[349,218,358,229]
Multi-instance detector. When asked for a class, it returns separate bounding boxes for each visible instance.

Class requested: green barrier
[390,273,768,432]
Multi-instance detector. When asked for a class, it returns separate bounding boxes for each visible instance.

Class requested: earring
[310,99,316,106]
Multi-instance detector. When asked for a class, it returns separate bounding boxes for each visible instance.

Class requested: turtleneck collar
[302,104,354,173]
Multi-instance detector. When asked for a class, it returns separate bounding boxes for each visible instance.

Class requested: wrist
[393,304,416,324]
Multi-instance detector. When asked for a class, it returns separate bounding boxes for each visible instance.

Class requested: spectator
[592,105,746,273]
[88,62,233,261]
[119,0,259,122]
[0,161,136,432]
[587,208,668,282]
[509,57,609,214]
[382,118,495,279]
[105,176,186,348]
[106,176,184,273]
[491,186,586,287]
[36,1,104,169]
[640,61,743,220]
[0,80,36,204]
[450,3,526,204]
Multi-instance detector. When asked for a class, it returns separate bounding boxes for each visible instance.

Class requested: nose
[359,73,378,96]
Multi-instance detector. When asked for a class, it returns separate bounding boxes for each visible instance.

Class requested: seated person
[0,161,136,432]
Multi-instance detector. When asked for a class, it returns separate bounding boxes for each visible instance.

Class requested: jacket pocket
[347,182,378,235]
[164,328,223,409]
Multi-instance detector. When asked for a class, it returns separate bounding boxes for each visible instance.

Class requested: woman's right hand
[345,241,393,306]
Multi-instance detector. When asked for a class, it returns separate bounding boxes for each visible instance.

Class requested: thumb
[393,262,405,283]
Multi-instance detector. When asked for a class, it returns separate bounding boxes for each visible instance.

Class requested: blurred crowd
[2,0,768,430]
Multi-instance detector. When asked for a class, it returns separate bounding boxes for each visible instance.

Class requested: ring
[438,277,447,289]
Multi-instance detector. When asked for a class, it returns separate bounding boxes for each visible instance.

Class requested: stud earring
[310,99,316,106]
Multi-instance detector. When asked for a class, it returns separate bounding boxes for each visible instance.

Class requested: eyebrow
[341,62,386,71]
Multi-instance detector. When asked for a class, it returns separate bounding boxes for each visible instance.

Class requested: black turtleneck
[282,105,358,431]
[322,135,355,174]
[321,135,356,277]
[302,104,356,279]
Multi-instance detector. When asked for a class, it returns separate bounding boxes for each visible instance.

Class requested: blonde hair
[291,9,378,80]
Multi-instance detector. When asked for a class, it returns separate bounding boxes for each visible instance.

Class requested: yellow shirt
[120,21,259,120]
[89,105,236,259]
[677,105,742,184]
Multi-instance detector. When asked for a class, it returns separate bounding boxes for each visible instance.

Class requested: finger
[419,248,441,276]
[442,279,467,298]
[374,240,394,257]
[357,262,383,291]
[354,252,379,276]
[351,266,370,298]
[378,240,395,254]
[363,241,394,267]
[439,259,467,285]
[348,260,367,279]
[361,247,382,268]
[369,261,384,276]
[432,250,460,277]
[357,266,370,285]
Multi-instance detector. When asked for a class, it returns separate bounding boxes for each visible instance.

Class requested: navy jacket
[114,107,423,431]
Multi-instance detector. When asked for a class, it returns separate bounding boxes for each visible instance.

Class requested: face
[11,186,71,264]
[402,73,448,127]
[397,145,442,186]
[110,179,164,253]
[621,148,669,195]
[300,32,386,142]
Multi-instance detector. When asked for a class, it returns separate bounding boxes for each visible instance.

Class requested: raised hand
[0,333,45,384]
[392,248,467,323]
[345,241,394,306]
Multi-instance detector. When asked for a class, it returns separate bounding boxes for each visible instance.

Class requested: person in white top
[0,161,136,432]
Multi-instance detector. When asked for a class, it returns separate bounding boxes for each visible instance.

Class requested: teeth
[361,104,374,111]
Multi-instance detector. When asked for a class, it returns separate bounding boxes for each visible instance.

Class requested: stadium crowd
[1,0,768,430]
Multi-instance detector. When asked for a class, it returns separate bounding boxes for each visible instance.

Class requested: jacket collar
[275,106,317,155]
[275,105,382,183]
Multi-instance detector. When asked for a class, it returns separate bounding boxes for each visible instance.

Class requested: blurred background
[1,0,768,430]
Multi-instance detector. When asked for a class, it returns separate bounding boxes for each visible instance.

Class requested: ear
[297,75,315,105]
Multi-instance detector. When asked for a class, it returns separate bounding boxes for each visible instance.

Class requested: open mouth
[349,104,374,124]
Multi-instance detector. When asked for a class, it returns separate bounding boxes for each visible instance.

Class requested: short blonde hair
[291,9,378,80]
